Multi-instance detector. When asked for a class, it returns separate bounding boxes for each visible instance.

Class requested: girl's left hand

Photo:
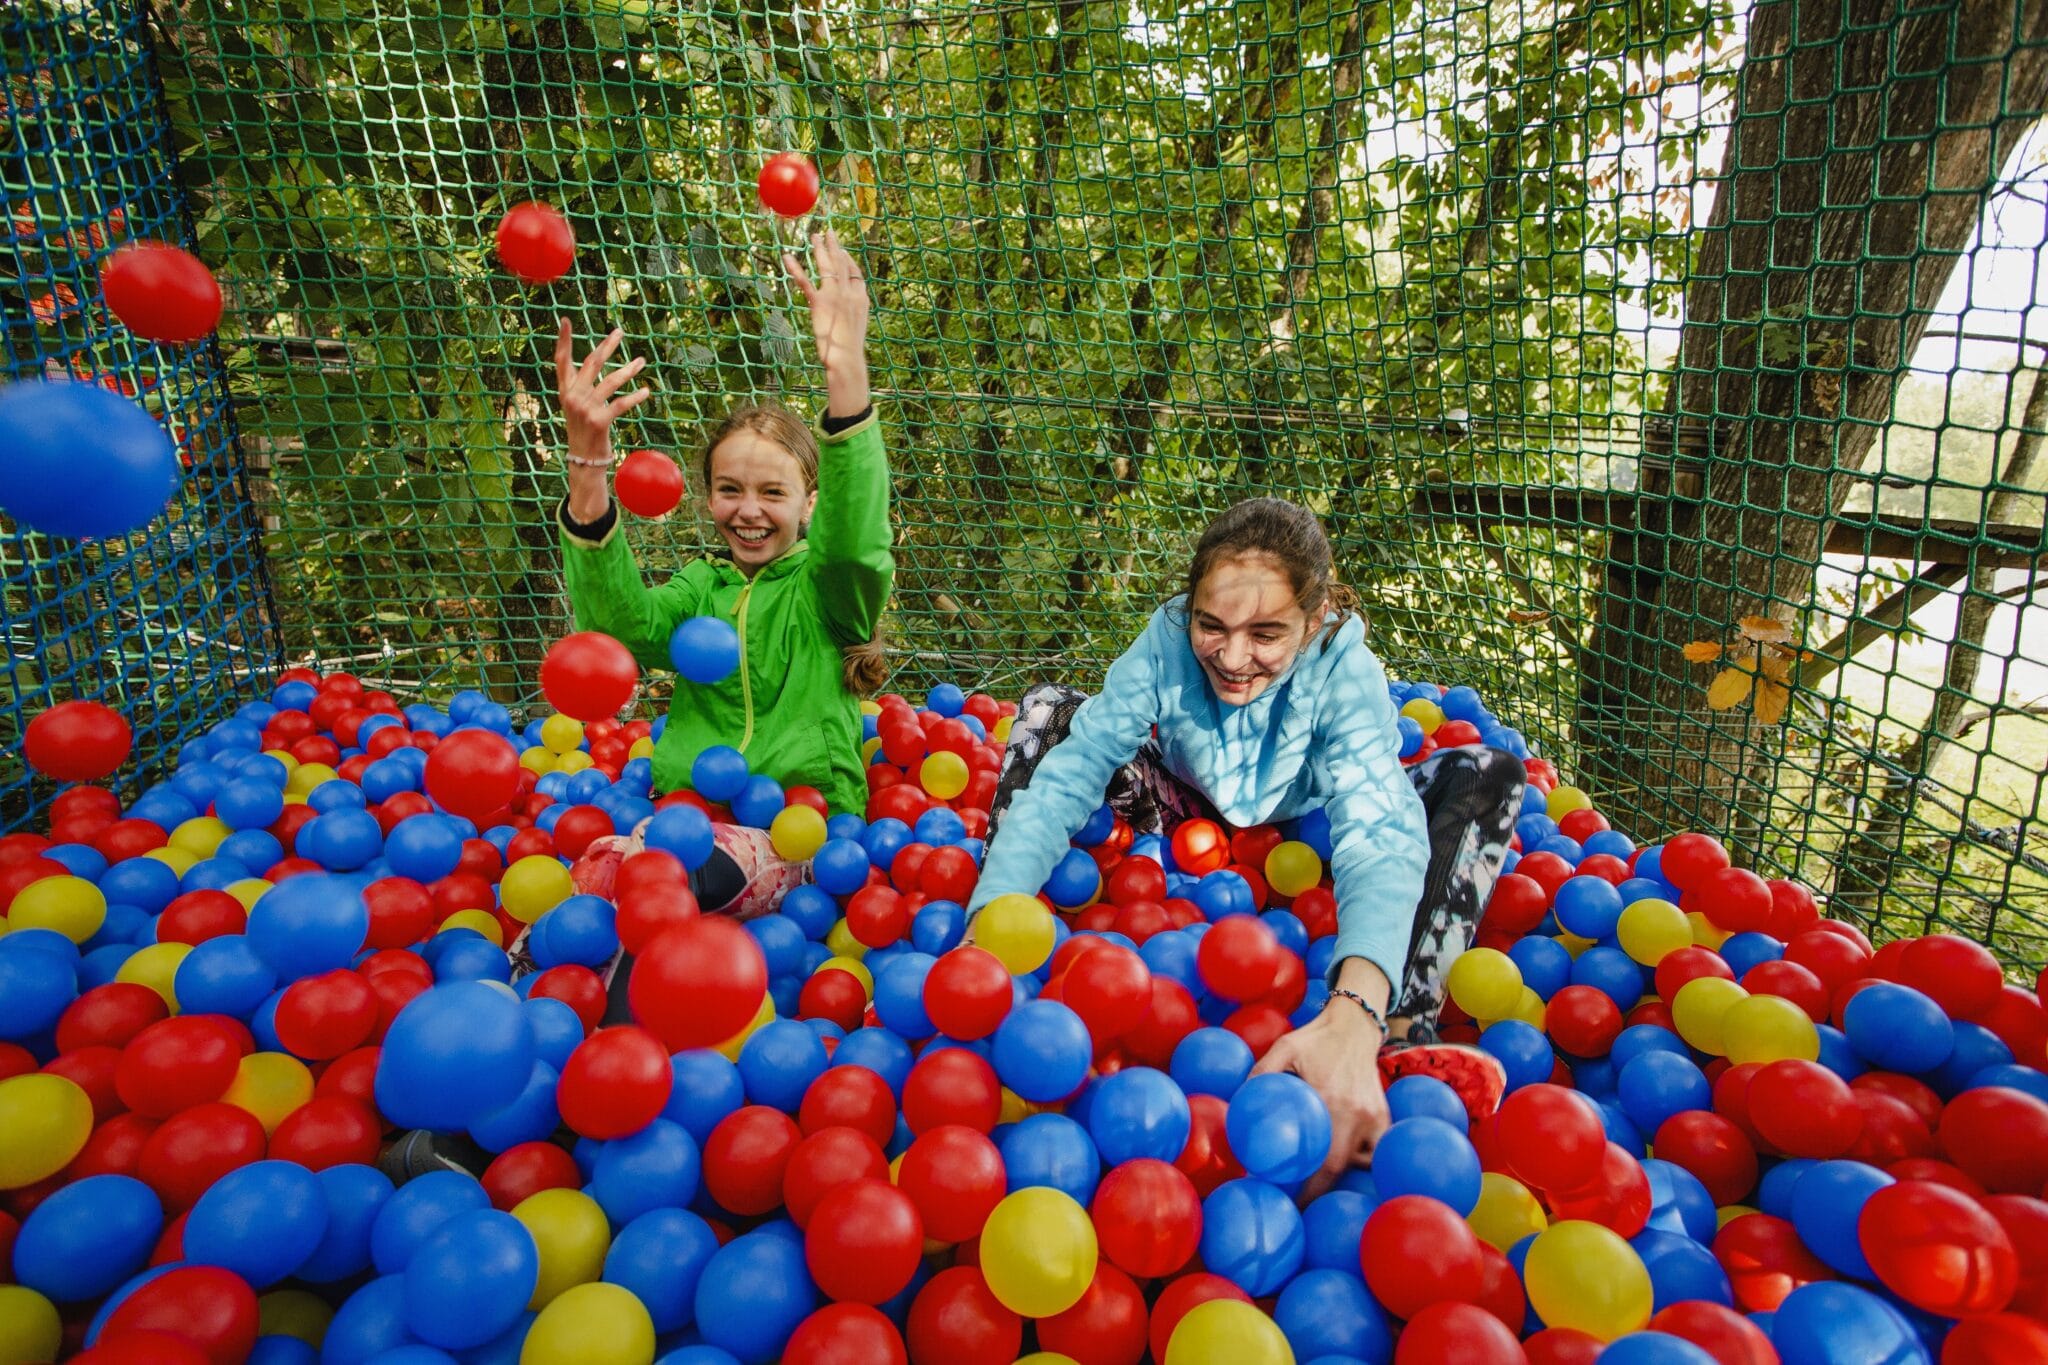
[784,228,870,413]
[1249,1002,1391,1203]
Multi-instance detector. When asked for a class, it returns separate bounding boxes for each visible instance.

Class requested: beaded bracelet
[564,453,615,468]
[1325,987,1387,1033]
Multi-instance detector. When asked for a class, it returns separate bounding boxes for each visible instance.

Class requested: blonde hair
[701,401,887,696]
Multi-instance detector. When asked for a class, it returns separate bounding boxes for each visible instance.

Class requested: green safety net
[11,0,2048,967]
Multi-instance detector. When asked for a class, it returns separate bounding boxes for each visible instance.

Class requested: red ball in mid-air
[758,153,821,217]
[23,700,133,782]
[615,448,684,518]
[540,630,639,722]
[102,241,223,343]
[496,201,575,283]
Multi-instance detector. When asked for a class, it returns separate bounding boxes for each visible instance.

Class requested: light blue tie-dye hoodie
[970,598,1430,991]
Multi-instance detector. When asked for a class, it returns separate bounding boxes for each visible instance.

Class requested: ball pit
[0,666,2044,1364]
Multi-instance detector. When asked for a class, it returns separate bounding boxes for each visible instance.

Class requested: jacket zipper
[735,579,755,752]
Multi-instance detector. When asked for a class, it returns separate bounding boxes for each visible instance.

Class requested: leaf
[1737,615,1791,644]
[1681,640,1724,663]
[1754,675,1791,725]
[1706,665,1755,711]
[1506,609,1551,626]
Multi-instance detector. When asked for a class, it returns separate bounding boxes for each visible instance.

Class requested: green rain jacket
[557,411,892,815]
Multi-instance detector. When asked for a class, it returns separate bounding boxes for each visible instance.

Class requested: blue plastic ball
[0,947,76,1040]
[992,999,1093,1103]
[872,952,938,1040]
[184,1158,330,1289]
[692,1230,820,1364]
[810,839,872,897]
[663,1050,747,1144]
[1758,1158,1817,1220]
[1789,1159,1894,1280]
[11,1174,162,1303]
[537,895,618,970]
[1480,1019,1556,1092]
[1618,1051,1712,1137]
[246,873,370,983]
[375,981,533,1134]
[690,746,751,804]
[1170,1027,1255,1099]
[1632,1225,1733,1310]
[643,804,717,872]
[296,1163,394,1284]
[1087,1066,1192,1165]
[1508,935,1574,1001]
[1194,869,1256,919]
[468,1062,562,1153]
[1598,1333,1720,1365]
[1929,1021,2015,1098]
[1200,1177,1306,1296]
[831,1028,914,1100]
[732,776,785,830]
[1553,875,1625,939]
[1719,932,1785,979]
[1301,1188,1378,1272]
[317,1273,411,1365]
[1771,1281,1927,1365]
[1275,1266,1394,1363]
[1042,847,1102,909]
[1641,1158,1718,1244]
[910,900,967,956]
[998,1113,1100,1205]
[216,780,287,832]
[1843,982,1955,1074]
[0,379,182,538]
[670,617,741,684]
[1385,1073,1466,1129]
[589,1118,702,1225]
[603,1208,720,1335]
[400,1209,538,1351]
[912,807,966,848]
[1226,1073,1333,1186]
[737,1018,829,1113]
[1372,1116,1482,1213]
[862,818,914,870]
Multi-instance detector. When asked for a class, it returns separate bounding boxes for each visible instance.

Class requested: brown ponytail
[841,636,889,697]
[1178,497,1362,640]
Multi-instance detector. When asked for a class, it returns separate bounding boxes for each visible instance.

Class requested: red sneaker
[1378,1042,1507,1124]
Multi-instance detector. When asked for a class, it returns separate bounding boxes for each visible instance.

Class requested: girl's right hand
[554,321,653,521]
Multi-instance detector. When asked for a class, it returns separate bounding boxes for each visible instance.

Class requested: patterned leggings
[989,683,1526,1040]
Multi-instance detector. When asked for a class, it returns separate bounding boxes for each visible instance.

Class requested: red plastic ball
[1785,927,1873,998]
[496,201,575,283]
[630,918,767,1051]
[101,241,224,344]
[1394,1301,1525,1365]
[1062,944,1152,1043]
[483,1140,583,1211]
[806,1178,923,1304]
[1748,1058,1863,1159]
[1655,1110,1759,1207]
[1146,1273,1253,1365]
[783,1125,890,1228]
[1495,1084,1605,1193]
[1480,872,1550,935]
[1545,985,1624,1057]
[1361,1194,1485,1320]
[798,1066,896,1147]
[1682,866,1773,934]
[1196,915,1282,1003]
[423,730,521,823]
[798,968,869,1033]
[1942,1313,2048,1365]
[1105,858,1167,906]
[75,1331,212,1365]
[704,1105,803,1215]
[362,877,436,950]
[1856,1178,2018,1316]
[906,1267,1021,1365]
[1122,978,1200,1070]
[758,153,822,217]
[1897,933,2004,1020]
[902,1047,1002,1135]
[45,1046,122,1122]
[115,1017,240,1119]
[783,1303,907,1365]
[136,1101,267,1212]
[1741,958,1830,1022]
[528,965,606,1034]
[1985,1194,2048,1318]
[897,1124,1006,1245]
[1660,832,1732,891]
[846,885,909,948]
[1091,1157,1200,1278]
[558,1026,671,1139]
[922,947,1013,1041]
[267,1097,381,1170]
[1170,818,1231,876]
[1765,879,1821,939]
[1845,1088,1936,1166]
[1546,1141,1652,1238]
[1036,1262,1146,1365]
[1939,1085,2048,1193]
[56,983,167,1053]
[1524,1327,1606,1365]
[540,631,639,722]
[69,1112,158,1181]
[99,1265,257,1365]
[1646,1302,1776,1365]
[273,969,378,1060]
[23,700,133,782]
[1473,1240,1526,1333]
[614,448,685,518]
[1852,1071,1944,1129]
[615,882,702,957]
[1655,945,1737,1003]
[1712,1212,1834,1312]
[1514,851,1575,900]
[1174,1093,1244,1197]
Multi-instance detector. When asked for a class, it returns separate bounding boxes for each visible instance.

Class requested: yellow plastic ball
[979,1187,1098,1318]
[555,750,595,774]
[440,909,506,946]
[919,750,970,801]
[992,715,1014,743]
[1717,1204,1760,1229]
[1468,1171,1548,1251]
[861,700,883,716]
[118,941,192,1013]
[999,1087,1030,1126]
[0,1075,93,1190]
[286,762,338,797]
[1546,785,1594,818]
[1523,1219,1653,1341]
[6,875,105,944]
[1264,841,1322,898]
[226,878,274,912]
[223,1051,315,1134]
[143,846,199,877]
[1016,1356,1082,1365]
[713,992,778,1062]
[501,855,576,924]
[258,1288,334,1346]
[512,1188,611,1309]
[1445,946,1523,1020]
[825,919,869,962]
[1616,897,1691,966]
[816,955,873,995]
[519,1280,654,1365]
[861,736,885,764]
[1400,697,1445,734]
[1719,992,1820,1065]
[540,714,585,755]
[1555,931,1598,959]
[520,746,557,776]
[770,805,828,862]
[1671,976,1749,1056]
[627,737,655,761]
[976,893,1057,975]
[170,816,233,858]
[1164,1298,1293,1364]
[264,748,300,772]
[1687,911,1731,950]
[0,1284,61,1364]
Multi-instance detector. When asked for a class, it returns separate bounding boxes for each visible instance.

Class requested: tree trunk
[1832,367,2048,914]
[1575,0,2048,842]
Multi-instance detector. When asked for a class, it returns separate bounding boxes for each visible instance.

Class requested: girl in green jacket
[552,229,892,829]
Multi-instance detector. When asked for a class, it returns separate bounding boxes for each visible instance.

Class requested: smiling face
[706,429,817,574]
[1187,552,1322,706]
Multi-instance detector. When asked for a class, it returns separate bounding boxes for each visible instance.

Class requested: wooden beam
[1409,486,2048,569]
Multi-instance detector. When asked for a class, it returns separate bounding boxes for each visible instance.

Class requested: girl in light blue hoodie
[968,497,1524,1199]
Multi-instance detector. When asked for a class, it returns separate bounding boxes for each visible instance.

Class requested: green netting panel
[122,0,2048,964]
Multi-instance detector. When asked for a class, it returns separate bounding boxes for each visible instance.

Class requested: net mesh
[6,0,2048,966]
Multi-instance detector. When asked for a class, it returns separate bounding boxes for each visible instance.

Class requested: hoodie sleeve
[968,613,1170,913]
[1317,644,1431,992]
[558,501,714,672]
[807,412,893,647]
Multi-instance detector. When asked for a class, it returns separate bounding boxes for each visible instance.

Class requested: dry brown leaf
[1706,664,1755,710]
[1506,609,1552,626]
[847,155,879,226]
[1754,676,1791,725]
[1681,641,1724,664]
[1737,615,1792,644]
[1757,654,1791,683]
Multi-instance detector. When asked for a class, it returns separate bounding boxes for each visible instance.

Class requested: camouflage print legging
[988,682,1525,1039]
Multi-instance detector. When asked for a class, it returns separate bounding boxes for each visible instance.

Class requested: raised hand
[782,228,871,419]
[553,321,653,521]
